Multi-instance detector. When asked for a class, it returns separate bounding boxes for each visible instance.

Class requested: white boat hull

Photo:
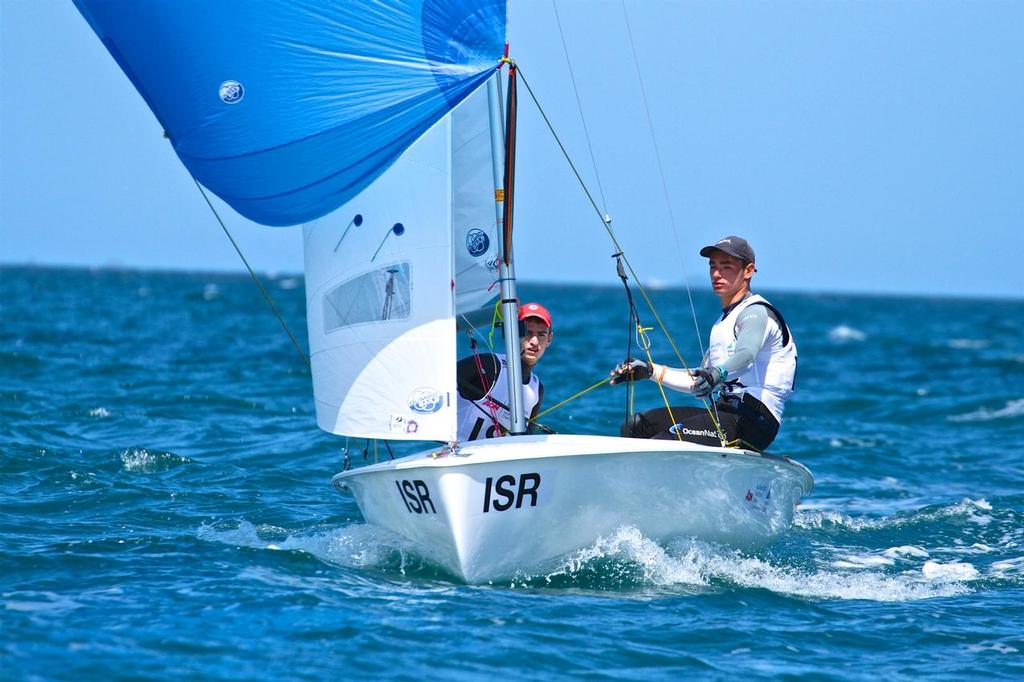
[332,434,813,583]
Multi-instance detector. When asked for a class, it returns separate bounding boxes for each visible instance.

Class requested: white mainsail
[302,82,500,442]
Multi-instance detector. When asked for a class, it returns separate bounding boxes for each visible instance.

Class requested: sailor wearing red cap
[611,236,797,451]
[456,302,553,441]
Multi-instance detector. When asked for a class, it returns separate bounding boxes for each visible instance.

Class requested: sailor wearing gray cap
[699,235,756,264]
[611,236,797,452]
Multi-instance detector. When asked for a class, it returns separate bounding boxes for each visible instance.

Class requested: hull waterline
[332,434,813,583]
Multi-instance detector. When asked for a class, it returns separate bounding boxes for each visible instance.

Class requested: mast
[487,68,527,435]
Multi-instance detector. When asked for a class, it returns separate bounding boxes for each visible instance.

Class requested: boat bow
[333,434,812,582]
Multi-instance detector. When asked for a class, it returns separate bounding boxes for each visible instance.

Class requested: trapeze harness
[708,293,797,423]
[456,353,541,441]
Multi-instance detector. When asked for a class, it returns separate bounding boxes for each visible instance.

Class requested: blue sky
[2,0,1021,298]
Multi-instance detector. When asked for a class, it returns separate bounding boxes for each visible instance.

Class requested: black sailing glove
[610,358,652,385]
[691,366,726,398]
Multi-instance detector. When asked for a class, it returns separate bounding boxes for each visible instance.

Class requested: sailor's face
[521,318,552,367]
[708,250,754,301]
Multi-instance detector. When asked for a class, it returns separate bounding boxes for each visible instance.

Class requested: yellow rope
[638,324,729,445]
[636,325,682,441]
[523,324,728,446]
[531,376,610,422]
[487,298,503,351]
[701,396,728,446]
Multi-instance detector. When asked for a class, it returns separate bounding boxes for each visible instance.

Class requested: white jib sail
[303,81,500,441]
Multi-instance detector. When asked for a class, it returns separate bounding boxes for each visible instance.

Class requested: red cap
[518,302,552,328]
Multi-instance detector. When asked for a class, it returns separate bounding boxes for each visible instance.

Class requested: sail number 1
[483,473,540,513]
[396,480,436,514]
[395,473,542,515]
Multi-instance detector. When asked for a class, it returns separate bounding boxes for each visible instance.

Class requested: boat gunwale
[331,434,813,494]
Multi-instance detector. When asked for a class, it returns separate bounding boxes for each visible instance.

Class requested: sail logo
[219,80,244,104]
[466,229,489,257]
[408,387,444,414]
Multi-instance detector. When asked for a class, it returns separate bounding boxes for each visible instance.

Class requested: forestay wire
[553,0,634,417]
[551,0,609,218]
[515,59,727,441]
[515,66,691,373]
[619,0,705,358]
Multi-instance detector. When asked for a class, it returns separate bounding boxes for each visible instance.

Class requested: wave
[794,497,994,531]
[948,338,989,350]
[197,496,1024,600]
[196,520,985,601]
[990,556,1024,578]
[828,325,866,343]
[532,526,975,601]
[2,590,84,615]
[922,560,979,580]
[196,520,450,579]
[948,399,1024,423]
[119,447,192,472]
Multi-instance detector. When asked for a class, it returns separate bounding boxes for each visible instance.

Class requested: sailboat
[73,0,812,583]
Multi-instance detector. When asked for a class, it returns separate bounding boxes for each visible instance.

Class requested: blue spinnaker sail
[73,0,506,226]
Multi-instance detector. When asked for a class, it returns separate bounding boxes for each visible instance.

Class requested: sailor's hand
[691,366,725,398]
[610,358,652,385]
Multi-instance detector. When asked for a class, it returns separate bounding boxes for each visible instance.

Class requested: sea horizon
[4,262,1021,303]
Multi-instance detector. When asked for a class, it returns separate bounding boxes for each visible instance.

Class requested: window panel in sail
[323,263,411,332]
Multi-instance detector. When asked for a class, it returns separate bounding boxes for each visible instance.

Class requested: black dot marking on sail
[371,223,405,261]
[334,213,364,252]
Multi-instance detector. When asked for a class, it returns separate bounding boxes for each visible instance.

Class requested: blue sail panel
[73,0,506,226]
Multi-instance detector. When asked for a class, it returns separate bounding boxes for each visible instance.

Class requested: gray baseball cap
[699,236,755,263]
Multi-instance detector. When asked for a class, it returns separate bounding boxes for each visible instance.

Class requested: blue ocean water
[2,265,1023,680]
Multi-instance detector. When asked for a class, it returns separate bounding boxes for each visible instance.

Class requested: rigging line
[614,253,638,418]
[619,1,705,358]
[621,279,633,414]
[458,313,506,434]
[724,438,759,451]
[458,312,493,354]
[531,376,610,422]
[192,178,311,370]
[516,66,689,371]
[516,67,606,238]
[551,0,609,215]
[637,325,683,442]
[515,67,726,439]
[469,336,502,431]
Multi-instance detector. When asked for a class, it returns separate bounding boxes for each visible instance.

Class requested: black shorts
[621,393,780,452]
